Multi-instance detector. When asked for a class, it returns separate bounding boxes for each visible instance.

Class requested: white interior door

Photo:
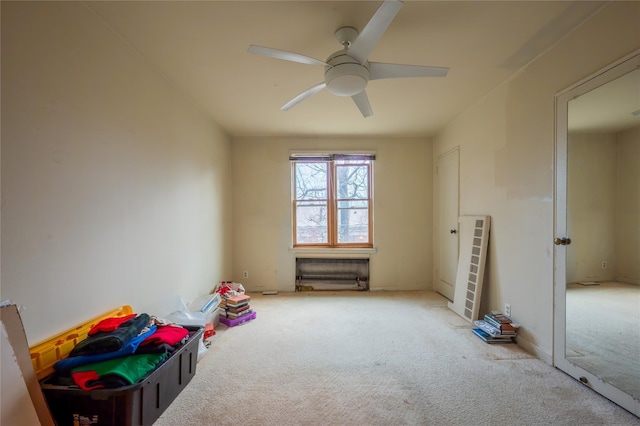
[435,148,459,301]
[554,51,640,417]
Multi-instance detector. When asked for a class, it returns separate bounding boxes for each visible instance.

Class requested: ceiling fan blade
[281,82,327,111]
[352,91,373,117]
[369,62,449,80]
[348,0,403,64]
[248,45,328,67]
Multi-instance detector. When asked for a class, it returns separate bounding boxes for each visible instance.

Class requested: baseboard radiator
[295,258,369,291]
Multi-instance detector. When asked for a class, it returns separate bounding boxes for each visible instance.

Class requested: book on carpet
[484,313,520,332]
[490,311,521,328]
[226,304,250,313]
[472,328,515,344]
[226,294,250,306]
[489,311,513,323]
[225,309,253,319]
[474,320,515,337]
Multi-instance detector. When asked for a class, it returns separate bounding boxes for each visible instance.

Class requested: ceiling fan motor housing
[324,50,369,96]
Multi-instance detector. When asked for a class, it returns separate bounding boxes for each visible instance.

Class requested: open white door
[554,50,640,417]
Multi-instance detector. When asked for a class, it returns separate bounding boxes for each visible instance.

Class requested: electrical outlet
[504,303,511,317]
[242,271,249,279]
[601,261,607,269]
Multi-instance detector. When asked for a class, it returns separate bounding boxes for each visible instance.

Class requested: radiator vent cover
[448,216,491,322]
[295,257,369,291]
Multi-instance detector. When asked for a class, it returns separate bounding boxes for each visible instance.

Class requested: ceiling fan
[247,0,449,118]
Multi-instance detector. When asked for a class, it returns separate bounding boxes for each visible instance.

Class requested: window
[291,153,374,248]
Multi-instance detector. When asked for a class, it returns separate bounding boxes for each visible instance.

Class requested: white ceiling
[85,0,607,138]
[568,69,640,134]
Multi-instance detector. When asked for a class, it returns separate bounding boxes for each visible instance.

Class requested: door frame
[553,50,640,416]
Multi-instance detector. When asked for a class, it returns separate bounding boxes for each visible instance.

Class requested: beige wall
[567,133,617,283]
[231,137,433,292]
[567,127,640,285]
[1,2,232,344]
[616,126,640,284]
[433,2,640,361]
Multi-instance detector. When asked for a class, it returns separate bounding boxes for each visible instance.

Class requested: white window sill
[289,247,377,258]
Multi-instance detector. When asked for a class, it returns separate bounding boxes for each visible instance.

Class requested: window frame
[291,153,374,248]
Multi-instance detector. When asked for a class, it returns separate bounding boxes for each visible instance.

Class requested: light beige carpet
[566,281,640,398]
[155,291,639,425]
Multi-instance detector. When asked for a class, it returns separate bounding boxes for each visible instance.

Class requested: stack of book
[472,311,520,344]
[220,294,252,320]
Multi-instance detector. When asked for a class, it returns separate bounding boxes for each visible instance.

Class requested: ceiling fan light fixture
[326,74,368,96]
[325,62,369,96]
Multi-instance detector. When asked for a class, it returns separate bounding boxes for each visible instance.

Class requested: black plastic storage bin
[40,326,203,426]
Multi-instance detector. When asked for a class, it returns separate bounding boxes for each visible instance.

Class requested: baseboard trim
[516,335,552,365]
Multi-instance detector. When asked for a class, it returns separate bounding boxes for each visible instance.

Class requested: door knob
[450,229,457,234]
[554,237,572,245]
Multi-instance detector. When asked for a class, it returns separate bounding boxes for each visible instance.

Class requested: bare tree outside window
[295,162,328,244]
[292,156,373,248]
[336,161,369,243]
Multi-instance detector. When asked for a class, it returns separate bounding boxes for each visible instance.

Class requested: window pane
[292,157,372,247]
[337,200,369,243]
[337,200,368,209]
[295,163,327,200]
[296,202,328,244]
[335,164,368,200]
